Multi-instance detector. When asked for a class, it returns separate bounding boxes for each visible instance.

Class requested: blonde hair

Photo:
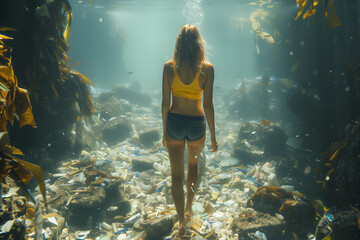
[172,24,206,71]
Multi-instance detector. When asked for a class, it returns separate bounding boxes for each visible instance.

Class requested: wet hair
[172,24,206,71]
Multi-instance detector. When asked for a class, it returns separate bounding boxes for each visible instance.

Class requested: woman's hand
[162,135,167,148]
[210,137,218,152]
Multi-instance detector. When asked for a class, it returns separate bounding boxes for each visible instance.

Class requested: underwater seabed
[3,79,360,240]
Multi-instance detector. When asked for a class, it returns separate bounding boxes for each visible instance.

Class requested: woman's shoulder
[202,61,214,73]
[163,60,175,77]
[164,60,174,67]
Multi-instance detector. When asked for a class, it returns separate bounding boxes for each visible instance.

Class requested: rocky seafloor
[1,84,360,240]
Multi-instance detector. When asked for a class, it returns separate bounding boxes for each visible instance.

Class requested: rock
[138,169,157,183]
[315,209,360,240]
[95,96,132,120]
[112,85,152,107]
[139,128,161,148]
[247,186,317,236]
[74,121,97,154]
[238,122,265,147]
[232,209,287,240]
[67,188,106,228]
[275,156,298,179]
[233,146,263,164]
[234,121,288,163]
[131,156,157,172]
[101,117,132,146]
[96,91,115,103]
[141,215,174,240]
[325,119,360,208]
[66,180,130,229]
[103,180,131,218]
[95,160,116,174]
[262,124,288,156]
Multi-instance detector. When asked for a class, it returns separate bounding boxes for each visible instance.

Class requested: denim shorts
[166,111,206,141]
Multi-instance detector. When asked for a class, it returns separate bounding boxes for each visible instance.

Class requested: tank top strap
[173,61,202,80]
[172,61,178,77]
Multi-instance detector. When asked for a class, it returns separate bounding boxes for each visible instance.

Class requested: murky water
[68,0,273,92]
[1,0,360,239]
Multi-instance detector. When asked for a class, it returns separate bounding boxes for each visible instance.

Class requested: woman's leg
[185,134,205,223]
[166,134,186,236]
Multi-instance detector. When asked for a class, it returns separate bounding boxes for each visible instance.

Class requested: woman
[162,24,218,237]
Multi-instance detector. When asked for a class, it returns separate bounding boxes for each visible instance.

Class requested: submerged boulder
[131,156,158,172]
[323,119,360,208]
[67,188,106,228]
[315,209,360,240]
[140,215,174,240]
[96,91,115,103]
[95,96,132,120]
[112,85,152,107]
[247,186,317,236]
[74,121,97,153]
[101,117,133,146]
[234,121,287,164]
[232,210,287,240]
[139,128,161,148]
[67,180,130,229]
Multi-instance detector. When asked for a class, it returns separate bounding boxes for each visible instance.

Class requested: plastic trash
[115,227,129,235]
[192,202,205,214]
[326,213,334,222]
[125,213,141,224]
[139,182,151,192]
[212,221,224,232]
[254,230,267,240]
[153,162,166,171]
[101,222,112,231]
[154,181,166,193]
[280,185,294,191]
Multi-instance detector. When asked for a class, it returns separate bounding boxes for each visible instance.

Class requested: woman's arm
[202,63,218,152]
[162,62,172,146]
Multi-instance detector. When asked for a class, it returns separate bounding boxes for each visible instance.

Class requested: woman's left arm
[203,64,218,152]
[162,63,171,147]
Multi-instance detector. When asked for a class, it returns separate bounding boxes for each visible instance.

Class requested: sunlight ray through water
[182,0,203,26]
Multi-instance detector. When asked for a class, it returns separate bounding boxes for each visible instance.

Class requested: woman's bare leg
[185,135,205,223]
[166,135,186,236]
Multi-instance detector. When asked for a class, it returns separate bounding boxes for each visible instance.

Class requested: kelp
[1,131,46,239]
[0,32,36,132]
[295,0,340,27]
[0,0,95,159]
[247,186,319,235]
[20,0,94,125]
[324,0,340,27]
[249,9,276,44]
[0,132,46,206]
[314,140,346,192]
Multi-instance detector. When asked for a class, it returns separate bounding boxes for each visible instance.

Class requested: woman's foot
[178,222,186,237]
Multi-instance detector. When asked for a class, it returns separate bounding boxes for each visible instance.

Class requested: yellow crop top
[171,62,203,100]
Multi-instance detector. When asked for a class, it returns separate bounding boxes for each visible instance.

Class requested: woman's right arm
[203,63,218,152]
[162,62,171,147]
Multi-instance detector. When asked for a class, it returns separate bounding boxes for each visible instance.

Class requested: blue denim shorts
[166,111,206,141]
